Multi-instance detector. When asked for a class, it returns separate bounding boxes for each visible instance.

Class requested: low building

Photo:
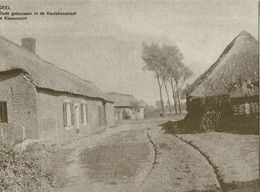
[186,31,259,133]
[0,36,115,143]
[106,92,144,121]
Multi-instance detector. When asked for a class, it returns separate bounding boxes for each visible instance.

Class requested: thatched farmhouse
[106,92,144,121]
[186,31,259,133]
[0,36,115,143]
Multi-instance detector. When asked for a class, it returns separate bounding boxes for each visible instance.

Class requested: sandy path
[52,124,154,192]
[140,126,221,192]
[51,120,222,192]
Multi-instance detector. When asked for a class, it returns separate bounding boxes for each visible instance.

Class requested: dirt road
[52,120,220,192]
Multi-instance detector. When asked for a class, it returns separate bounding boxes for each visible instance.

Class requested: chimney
[21,38,36,53]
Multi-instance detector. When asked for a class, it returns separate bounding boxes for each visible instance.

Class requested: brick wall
[0,73,38,143]
[36,88,113,142]
[0,72,116,144]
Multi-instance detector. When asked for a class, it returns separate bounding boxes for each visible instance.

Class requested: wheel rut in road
[138,128,158,190]
[141,127,222,192]
[174,134,225,192]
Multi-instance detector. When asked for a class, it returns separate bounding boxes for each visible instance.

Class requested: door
[75,105,80,131]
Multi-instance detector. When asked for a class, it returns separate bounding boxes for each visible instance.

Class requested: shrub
[144,105,159,118]
[0,142,56,192]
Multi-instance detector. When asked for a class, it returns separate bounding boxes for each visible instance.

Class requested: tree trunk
[175,80,182,114]
[170,78,178,115]
[163,80,172,114]
[157,76,165,116]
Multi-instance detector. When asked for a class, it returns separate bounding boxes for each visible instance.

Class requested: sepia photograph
[0,0,258,192]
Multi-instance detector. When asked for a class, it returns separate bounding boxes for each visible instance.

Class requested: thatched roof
[0,36,112,102]
[187,31,258,98]
[106,92,139,108]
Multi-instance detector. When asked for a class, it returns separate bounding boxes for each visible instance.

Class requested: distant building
[106,92,144,121]
[0,37,115,143]
[186,31,259,132]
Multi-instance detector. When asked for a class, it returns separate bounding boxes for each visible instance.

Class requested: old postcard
[0,0,258,192]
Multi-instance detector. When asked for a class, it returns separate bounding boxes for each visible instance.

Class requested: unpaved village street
[52,119,221,192]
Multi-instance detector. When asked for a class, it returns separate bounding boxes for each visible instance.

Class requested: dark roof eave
[114,106,133,108]
[36,87,114,103]
[114,106,144,108]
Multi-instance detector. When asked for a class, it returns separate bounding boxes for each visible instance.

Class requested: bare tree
[170,78,178,114]
[163,44,193,114]
[142,43,166,116]
[142,43,192,115]
[161,69,172,114]
[161,45,183,114]
[174,64,193,113]
[144,103,157,118]
[155,100,164,116]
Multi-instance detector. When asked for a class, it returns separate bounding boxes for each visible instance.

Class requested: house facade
[185,31,259,133]
[106,92,144,121]
[0,37,115,143]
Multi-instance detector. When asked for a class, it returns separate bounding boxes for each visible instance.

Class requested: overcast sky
[1,0,258,105]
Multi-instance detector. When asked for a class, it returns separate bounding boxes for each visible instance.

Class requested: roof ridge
[187,31,257,95]
[39,58,94,84]
[0,35,36,55]
[0,35,94,84]
[238,30,253,37]
[0,35,113,102]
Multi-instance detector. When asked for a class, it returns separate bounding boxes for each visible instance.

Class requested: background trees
[144,103,157,118]
[142,43,166,116]
[129,100,143,119]
[142,43,193,115]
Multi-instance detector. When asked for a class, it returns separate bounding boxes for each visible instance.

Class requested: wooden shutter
[81,104,84,123]
[63,103,67,127]
[85,104,88,121]
[0,102,3,123]
[71,103,74,125]
[3,102,7,123]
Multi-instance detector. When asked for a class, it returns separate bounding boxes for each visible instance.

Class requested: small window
[63,102,73,127]
[80,103,88,124]
[81,104,84,124]
[0,102,8,123]
[80,104,85,124]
